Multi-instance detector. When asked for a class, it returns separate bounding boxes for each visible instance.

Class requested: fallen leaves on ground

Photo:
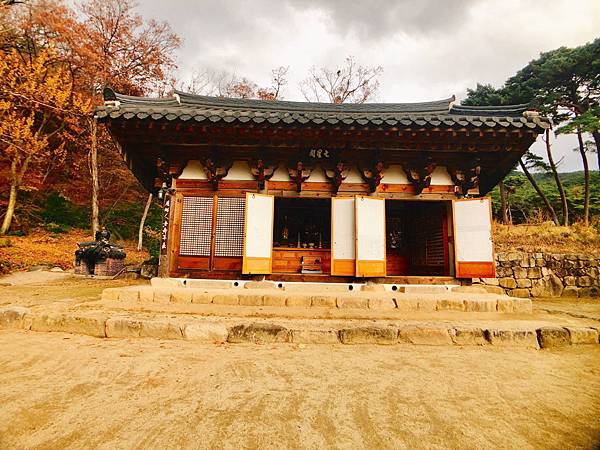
[0,228,149,273]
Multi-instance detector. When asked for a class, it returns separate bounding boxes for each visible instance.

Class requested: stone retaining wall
[475,252,600,298]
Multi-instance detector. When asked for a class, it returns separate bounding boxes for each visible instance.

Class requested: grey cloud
[138,0,300,72]
[289,0,482,39]
[140,1,296,44]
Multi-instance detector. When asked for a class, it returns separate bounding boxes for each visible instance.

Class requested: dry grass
[0,228,149,273]
[494,222,600,255]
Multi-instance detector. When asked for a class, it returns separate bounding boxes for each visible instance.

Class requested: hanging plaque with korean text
[160,197,171,256]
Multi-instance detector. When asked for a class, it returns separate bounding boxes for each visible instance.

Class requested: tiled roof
[96,87,550,130]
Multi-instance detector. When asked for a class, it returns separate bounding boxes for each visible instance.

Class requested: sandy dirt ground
[0,270,74,286]
[0,330,599,450]
[535,298,600,321]
[0,273,146,308]
[2,275,600,449]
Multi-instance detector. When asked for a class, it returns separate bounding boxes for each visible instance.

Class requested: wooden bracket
[360,161,385,193]
[168,162,186,179]
[288,161,312,192]
[156,157,171,188]
[447,163,481,196]
[324,161,349,193]
[249,158,277,190]
[403,160,435,194]
[203,157,232,191]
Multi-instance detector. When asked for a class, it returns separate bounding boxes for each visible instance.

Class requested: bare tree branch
[300,56,383,104]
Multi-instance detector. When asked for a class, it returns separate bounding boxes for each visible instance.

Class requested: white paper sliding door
[331,197,356,276]
[453,197,495,278]
[242,193,274,274]
[355,196,386,277]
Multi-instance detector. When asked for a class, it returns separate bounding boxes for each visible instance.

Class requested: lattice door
[214,197,245,257]
[179,196,213,256]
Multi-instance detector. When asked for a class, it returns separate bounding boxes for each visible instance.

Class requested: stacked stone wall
[94,258,124,277]
[74,259,90,275]
[475,252,600,298]
[74,258,124,277]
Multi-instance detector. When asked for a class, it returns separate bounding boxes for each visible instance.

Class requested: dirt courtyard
[1,330,599,449]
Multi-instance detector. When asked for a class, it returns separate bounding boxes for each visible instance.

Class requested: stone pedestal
[74,257,124,276]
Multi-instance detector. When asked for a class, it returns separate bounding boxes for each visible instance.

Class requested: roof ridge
[455,104,531,109]
[451,103,535,118]
[173,90,456,114]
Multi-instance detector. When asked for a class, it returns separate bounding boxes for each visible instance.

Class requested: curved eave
[95,106,550,131]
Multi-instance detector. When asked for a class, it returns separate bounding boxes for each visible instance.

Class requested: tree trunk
[499,181,510,224]
[576,129,590,226]
[0,160,18,235]
[90,119,100,237]
[137,193,153,251]
[519,159,559,225]
[544,129,569,226]
[593,131,600,171]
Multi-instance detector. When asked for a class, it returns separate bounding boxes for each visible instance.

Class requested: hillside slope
[493,222,600,256]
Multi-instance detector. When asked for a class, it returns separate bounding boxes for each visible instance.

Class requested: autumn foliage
[0,47,92,233]
[0,0,180,235]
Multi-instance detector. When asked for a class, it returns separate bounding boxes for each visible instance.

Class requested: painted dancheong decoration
[95,88,550,283]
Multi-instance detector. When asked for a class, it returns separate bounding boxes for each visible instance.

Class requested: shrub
[102,201,162,241]
[40,192,88,229]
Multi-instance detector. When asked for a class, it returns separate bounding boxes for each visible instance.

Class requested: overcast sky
[138,0,600,172]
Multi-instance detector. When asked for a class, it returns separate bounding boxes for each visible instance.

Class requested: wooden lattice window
[215,197,245,257]
[179,196,213,256]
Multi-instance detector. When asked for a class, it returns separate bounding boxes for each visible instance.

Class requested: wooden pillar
[158,191,176,277]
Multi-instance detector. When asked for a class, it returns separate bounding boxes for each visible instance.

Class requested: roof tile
[96,87,551,130]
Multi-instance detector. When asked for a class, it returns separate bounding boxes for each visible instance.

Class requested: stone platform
[2,277,599,350]
[100,278,527,315]
[1,304,599,350]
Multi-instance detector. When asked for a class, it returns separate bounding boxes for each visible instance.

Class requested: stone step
[1,306,598,349]
[101,286,532,314]
[149,277,464,294]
